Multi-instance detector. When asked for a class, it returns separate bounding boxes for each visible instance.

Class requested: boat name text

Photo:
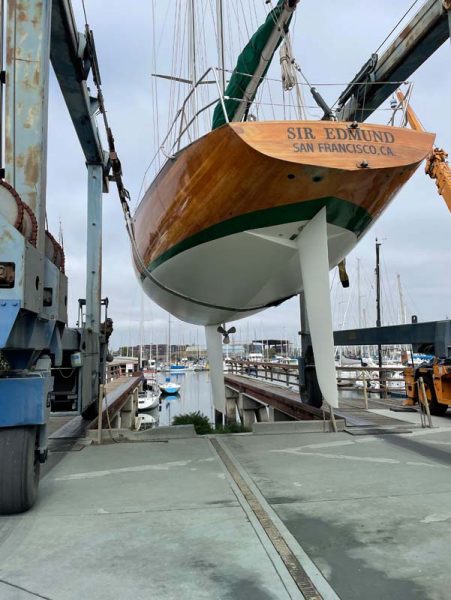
[287,126,395,144]
[291,142,394,156]
[287,126,396,156]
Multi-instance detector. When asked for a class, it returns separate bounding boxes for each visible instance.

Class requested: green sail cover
[212,0,291,130]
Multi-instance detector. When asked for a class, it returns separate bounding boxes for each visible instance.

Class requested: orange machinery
[398,91,451,416]
[396,91,451,212]
[404,359,451,416]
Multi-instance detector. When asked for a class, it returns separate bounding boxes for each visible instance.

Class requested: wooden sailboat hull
[133,121,434,325]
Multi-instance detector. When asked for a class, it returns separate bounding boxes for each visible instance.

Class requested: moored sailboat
[159,377,182,395]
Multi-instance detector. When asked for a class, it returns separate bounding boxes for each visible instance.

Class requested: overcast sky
[45,1,451,351]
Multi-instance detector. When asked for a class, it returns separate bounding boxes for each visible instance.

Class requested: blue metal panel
[5,0,53,253]
[50,0,106,167]
[86,164,103,333]
[0,301,21,348]
[0,376,53,426]
[334,320,451,357]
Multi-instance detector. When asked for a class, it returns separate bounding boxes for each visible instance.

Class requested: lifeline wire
[80,8,277,314]
[374,0,421,54]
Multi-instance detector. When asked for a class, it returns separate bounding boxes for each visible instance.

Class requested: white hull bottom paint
[138,219,357,326]
[137,210,349,410]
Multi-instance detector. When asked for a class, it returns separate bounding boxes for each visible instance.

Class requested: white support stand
[297,207,338,408]
[205,325,226,419]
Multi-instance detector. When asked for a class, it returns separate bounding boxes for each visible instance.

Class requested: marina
[1,0,451,598]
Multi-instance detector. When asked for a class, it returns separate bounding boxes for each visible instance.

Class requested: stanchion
[362,371,369,409]
[329,404,338,432]
[97,384,105,444]
[418,377,433,428]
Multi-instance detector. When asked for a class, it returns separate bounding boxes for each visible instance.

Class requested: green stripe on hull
[147,197,372,272]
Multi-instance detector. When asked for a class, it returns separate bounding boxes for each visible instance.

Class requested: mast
[233,1,298,123]
[188,0,198,138]
[357,258,362,329]
[362,307,368,358]
[0,0,3,174]
[212,0,300,129]
[357,258,363,358]
[397,274,407,325]
[216,0,226,95]
[167,313,171,367]
[375,239,382,370]
[149,315,152,366]
[139,291,144,370]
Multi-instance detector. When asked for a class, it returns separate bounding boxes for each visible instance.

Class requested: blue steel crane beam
[50,0,106,333]
[335,0,450,122]
[50,0,106,168]
[334,320,451,357]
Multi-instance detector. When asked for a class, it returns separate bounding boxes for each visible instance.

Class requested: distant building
[115,344,189,363]
[108,356,139,379]
[250,340,297,357]
[223,343,246,358]
[184,345,208,360]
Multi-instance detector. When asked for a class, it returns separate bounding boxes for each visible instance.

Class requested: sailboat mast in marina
[132,1,435,416]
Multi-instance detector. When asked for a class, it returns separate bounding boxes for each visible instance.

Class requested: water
[153,371,214,426]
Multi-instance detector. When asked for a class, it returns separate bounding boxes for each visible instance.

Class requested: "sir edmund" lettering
[287,126,395,144]
[287,126,396,156]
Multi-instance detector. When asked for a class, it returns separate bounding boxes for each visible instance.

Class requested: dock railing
[226,360,407,397]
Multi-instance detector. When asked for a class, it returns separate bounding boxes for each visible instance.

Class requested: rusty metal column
[5,0,52,253]
[86,164,103,333]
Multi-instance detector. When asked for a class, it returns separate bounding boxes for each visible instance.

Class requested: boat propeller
[217,324,236,345]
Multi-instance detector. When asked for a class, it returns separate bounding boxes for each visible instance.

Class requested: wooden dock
[224,374,415,434]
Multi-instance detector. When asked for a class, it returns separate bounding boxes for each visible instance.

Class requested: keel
[297,207,338,408]
[205,325,226,417]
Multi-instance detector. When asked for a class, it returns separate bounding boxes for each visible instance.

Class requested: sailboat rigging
[131,0,435,416]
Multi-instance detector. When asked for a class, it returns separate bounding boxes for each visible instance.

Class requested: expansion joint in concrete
[209,437,324,600]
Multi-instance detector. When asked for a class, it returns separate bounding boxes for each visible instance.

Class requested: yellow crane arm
[396,91,425,132]
[426,150,451,212]
[396,90,451,212]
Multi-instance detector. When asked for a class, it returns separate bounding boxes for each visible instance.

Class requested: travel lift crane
[394,90,451,415]
[0,0,114,514]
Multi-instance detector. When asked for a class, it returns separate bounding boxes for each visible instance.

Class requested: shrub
[215,423,251,434]
[172,411,212,435]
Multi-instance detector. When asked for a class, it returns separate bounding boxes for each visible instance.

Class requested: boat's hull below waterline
[134,121,434,326]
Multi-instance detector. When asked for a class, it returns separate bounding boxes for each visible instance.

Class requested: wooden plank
[134,121,434,266]
[224,374,414,431]
[89,376,141,430]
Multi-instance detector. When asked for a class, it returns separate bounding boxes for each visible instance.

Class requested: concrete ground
[222,419,451,600]
[1,415,451,599]
[0,436,304,600]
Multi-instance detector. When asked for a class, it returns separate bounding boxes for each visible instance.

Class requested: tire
[81,401,99,420]
[0,426,40,515]
[420,371,448,416]
[428,399,448,416]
